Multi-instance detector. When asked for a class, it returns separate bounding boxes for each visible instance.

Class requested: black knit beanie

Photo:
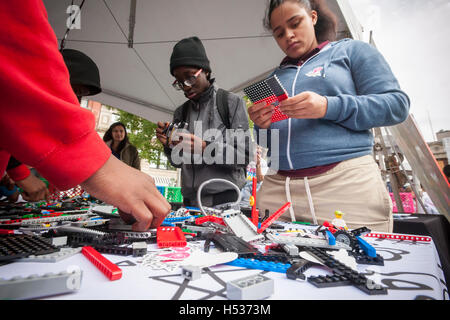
[61,49,102,96]
[170,36,211,76]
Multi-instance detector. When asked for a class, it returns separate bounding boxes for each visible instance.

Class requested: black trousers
[183,189,239,208]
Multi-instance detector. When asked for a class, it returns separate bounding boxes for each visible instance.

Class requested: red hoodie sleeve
[0,1,111,190]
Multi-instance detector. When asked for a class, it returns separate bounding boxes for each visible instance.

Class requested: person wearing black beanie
[61,48,102,102]
[170,36,211,77]
[156,36,252,208]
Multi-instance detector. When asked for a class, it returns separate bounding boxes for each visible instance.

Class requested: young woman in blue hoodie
[249,0,410,232]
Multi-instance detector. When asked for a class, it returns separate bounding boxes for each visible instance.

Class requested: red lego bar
[81,246,122,281]
[257,202,291,234]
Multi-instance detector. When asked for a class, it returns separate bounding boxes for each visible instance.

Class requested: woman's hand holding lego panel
[278,91,328,119]
[248,101,275,129]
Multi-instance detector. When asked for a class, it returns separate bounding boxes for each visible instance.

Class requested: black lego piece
[286,258,321,281]
[92,244,133,256]
[239,252,291,264]
[305,247,387,295]
[205,233,259,255]
[0,234,59,262]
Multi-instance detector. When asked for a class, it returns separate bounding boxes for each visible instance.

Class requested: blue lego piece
[163,216,193,223]
[156,186,166,196]
[325,230,336,245]
[160,222,175,227]
[226,258,291,273]
[356,236,377,258]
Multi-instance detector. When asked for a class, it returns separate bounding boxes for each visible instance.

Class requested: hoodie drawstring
[284,176,318,224]
[304,177,318,225]
[284,177,296,222]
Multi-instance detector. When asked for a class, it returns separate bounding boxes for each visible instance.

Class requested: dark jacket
[106,140,141,170]
[164,83,251,203]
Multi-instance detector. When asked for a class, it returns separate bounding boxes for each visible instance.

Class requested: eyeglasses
[172,68,203,91]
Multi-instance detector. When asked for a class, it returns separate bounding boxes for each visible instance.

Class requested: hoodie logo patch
[305,67,323,77]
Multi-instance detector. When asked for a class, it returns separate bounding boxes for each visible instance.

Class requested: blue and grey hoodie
[256,38,410,171]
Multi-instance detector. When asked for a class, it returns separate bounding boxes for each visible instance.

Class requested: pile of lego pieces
[0,198,396,300]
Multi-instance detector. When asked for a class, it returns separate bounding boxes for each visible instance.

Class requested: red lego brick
[81,246,122,281]
[195,216,225,226]
[157,227,187,248]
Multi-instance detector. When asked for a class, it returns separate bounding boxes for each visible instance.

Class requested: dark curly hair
[103,122,129,154]
[263,0,338,43]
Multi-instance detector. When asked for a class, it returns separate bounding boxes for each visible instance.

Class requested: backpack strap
[178,89,231,129]
[216,88,231,129]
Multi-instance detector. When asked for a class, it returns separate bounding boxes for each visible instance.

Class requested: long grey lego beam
[266,233,352,251]
[0,268,82,299]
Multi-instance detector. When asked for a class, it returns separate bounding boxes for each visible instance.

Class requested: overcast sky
[347,0,450,142]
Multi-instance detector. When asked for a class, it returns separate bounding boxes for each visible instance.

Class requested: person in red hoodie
[4,157,49,202]
[0,1,171,231]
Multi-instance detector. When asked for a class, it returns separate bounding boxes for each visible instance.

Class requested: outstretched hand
[80,155,171,231]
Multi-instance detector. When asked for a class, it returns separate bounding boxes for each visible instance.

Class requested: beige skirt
[256,155,393,232]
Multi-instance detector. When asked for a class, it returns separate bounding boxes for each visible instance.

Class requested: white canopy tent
[43,0,362,123]
[42,0,450,218]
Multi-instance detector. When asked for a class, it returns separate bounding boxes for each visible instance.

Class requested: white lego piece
[266,233,352,250]
[181,265,202,281]
[226,274,274,300]
[221,209,264,243]
[181,251,238,269]
[329,249,358,271]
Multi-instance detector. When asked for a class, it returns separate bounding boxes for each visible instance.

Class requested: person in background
[156,36,251,207]
[240,146,268,207]
[103,122,141,170]
[0,48,102,203]
[248,0,410,232]
[0,173,20,203]
[0,0,170,231]
[3,156,49,202]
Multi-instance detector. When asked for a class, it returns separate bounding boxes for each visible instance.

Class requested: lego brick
[325,230,336,246]
[19,214,90,225]
[93,244,133,256]
[132,241,147,257]
[305,247,387,295]
[206,233,259,255]
[356,236,377,258]
[243,75,289,123]
[156,227,187,248]
[226,274,274,300]
[221,209,264,243]
[364,232,432,242]
[266,233,352,251]
[0,234,58,262]
[195,215,225,226]
[226,257,291,273]
[181,265,202,281]
[239,253,290,264]
[81,246,122,281]
[50,236,68,247]
[19,247,81,262]
[286,259,320,281]
[0,268,82,299]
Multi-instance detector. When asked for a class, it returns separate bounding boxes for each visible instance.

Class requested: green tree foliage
[116,109,172,169]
